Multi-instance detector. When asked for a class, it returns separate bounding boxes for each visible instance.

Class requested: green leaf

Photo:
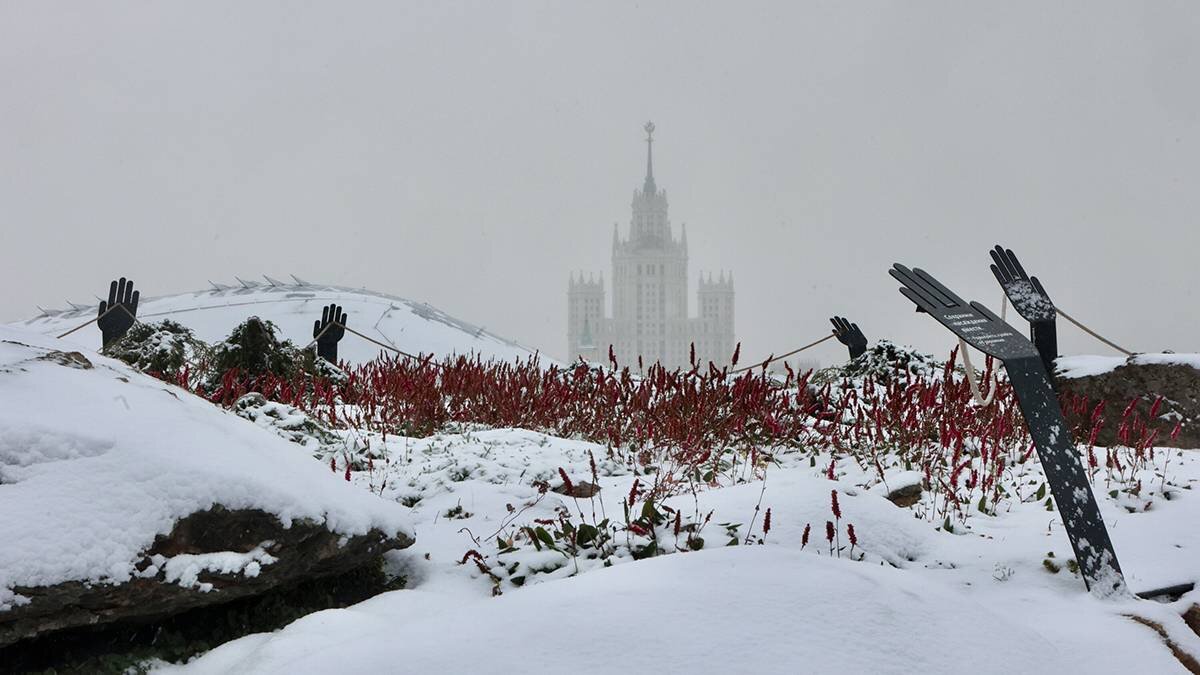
[534,527,557,550]
[576,523,598,546]
[523,526,542,551]
[1035,483,1046,500]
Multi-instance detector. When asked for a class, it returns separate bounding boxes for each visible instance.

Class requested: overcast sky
[3,1,1198,365]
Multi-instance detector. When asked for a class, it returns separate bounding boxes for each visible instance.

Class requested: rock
[0,506,413,648]
[35,350,92,369]
[1057,355,1200,448]
[553,481,602,498]
[886,483,923,508]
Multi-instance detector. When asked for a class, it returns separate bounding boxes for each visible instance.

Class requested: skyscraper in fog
[567,123,735,368]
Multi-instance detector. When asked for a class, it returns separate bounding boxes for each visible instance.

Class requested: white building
[568,122,735,369]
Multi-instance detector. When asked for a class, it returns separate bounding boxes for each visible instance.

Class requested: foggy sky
[3,1,1198,366]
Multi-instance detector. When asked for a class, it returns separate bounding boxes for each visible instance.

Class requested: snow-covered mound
[0,325,413,611]
[167,546,1182,675]
[1058,353,1200,379]
[15,279,538,365]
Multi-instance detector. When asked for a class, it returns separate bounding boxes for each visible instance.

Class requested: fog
[3,1,1198,366]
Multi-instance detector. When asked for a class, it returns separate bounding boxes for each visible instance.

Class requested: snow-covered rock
[0,326,414,646]
[1057,352,1200,448]
[15,280,539,365]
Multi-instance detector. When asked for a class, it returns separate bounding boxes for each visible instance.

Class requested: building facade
[567,122,735,369]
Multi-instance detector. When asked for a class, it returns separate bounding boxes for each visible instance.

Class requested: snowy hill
[14,279,540,365]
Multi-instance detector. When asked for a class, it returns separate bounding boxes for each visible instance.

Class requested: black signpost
[889,263,1125,594]
[830,316,868,360]
[313,303,347,364]
[989,246,1058,379]
[97,278,140,347]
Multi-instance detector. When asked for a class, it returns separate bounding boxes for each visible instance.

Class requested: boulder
[1,507,412,648]
[0,326,413,649]
[1056,354,1200,448]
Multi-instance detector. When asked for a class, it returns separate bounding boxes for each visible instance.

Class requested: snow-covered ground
[8,323,1200,672]
[0,325,412,610]
[161,424,1200,673]
[13,280,539,365]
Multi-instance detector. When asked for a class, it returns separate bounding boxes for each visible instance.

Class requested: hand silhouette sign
[889,262,1124,594]
[830,316,867,360]
[989,246,1055,323]
[888,264,1037,362]
[98,278,140,347]
[313,303,347,364]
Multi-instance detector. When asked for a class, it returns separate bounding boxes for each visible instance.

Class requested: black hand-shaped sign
[890,263,1124,595]
[313,303,347,364]
[98,278,140,347]
[989,246,1055,322]
[989,245,1058,378]
[830,316,867,360]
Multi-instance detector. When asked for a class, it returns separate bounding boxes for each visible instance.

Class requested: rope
[959,337,998,406]
[1057,307,1134,356]
[56,304,121,339]
[339,323,445,370]
[303,320,336,351]
[729,332,838,375]
[958,295,1006,407]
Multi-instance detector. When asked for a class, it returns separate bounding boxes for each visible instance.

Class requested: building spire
[643,121,656,195]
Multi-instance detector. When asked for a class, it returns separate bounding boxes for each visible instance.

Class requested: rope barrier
[56,304,121,339]
[959,337,998,406]
[729,332,838,375]
[339,323,445,370]
[959,295,1006,407]
[1056,307,1134,356]
[303,320,336,351]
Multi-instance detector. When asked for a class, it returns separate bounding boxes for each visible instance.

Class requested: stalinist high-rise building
[567,122,735,369]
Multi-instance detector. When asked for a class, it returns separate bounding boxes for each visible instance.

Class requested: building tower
[697,271,735,366]
[566,122,734,368]
[567,272,605,363]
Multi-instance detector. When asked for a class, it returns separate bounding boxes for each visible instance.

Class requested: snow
[1056,355,1129,378]
[161,423,1200,673]
[13,281,540,365]
[158,546,279,591]
[164,547,1183,675]
[1058,353,1200,379]
[9,318,1200,671]
[0,325,412,610]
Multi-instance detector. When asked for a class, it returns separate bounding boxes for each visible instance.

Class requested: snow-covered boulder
[1057,353,1200,448]
[0,326,414,648]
